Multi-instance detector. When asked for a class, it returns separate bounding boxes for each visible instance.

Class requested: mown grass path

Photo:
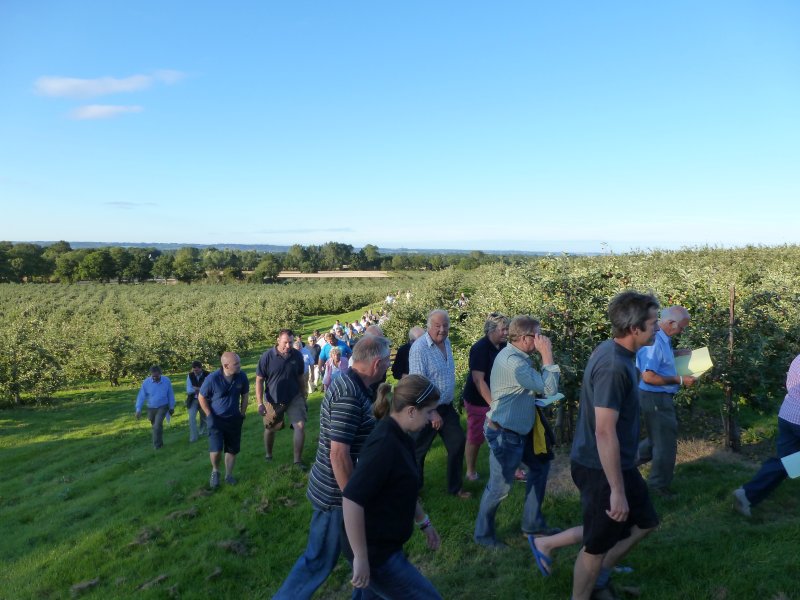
[2,310,799,599]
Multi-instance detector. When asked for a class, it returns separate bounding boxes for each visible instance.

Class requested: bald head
[659,306,690,338]
[221,352,241,376]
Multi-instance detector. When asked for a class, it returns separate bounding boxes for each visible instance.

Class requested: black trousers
[413,402,466,495]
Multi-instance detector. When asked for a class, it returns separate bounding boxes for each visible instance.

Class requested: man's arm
[239,392,249,416]
[595,406,628,522]
[167,379,176,412]
[343,498,370,589]
[255,375,265,405]
[135,382,146,416]
[198,392,211,417]
[330,440,354,491]
[641,371,695,387]
[471,370,493,406]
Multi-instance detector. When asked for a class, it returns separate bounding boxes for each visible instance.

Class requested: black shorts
[208,414,244,455]
[571,462,659,555]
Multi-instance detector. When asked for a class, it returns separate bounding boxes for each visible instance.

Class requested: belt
[487,419,523,436]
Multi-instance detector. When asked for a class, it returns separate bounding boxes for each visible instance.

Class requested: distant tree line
[0,240,530,284]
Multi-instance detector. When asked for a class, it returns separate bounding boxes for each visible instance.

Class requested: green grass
[2,313,799,598]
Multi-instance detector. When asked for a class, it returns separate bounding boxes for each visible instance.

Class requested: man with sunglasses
[636,305,695,497]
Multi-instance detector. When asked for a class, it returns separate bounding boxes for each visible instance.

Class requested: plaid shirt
[778,354,800,425]
[409,333,455,405]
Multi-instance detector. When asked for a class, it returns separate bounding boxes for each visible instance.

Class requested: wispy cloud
[104,201,157,210]
[70,105,143,120]
[36,70,186,99]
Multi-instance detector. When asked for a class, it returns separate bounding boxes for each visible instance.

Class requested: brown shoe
[455,489,472,499]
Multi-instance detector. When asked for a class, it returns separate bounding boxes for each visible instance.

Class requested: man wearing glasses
[474,315,561,548]
[636,305,695,497]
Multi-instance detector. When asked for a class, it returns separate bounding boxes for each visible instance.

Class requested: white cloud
[35,70,186,99]
[70,105,143,120]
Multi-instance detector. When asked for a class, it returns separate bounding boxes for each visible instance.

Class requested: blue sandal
[528,535,552,577]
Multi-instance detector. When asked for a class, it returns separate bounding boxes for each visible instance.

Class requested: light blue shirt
[135,376,176,412]
[488,342,560,434]
[409,332,455,405]
[637,329,679,394]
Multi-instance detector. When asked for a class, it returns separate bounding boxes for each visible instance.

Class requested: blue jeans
[474,424,551,545]
[743,418,800,506]
[273,505,343,600]
[356,551,442,600]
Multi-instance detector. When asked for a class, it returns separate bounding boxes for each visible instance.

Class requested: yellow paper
[674,347,713,377]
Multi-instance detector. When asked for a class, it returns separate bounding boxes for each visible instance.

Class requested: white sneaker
[732,487,751,517]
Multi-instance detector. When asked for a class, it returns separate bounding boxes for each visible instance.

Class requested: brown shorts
[262,393,307,431]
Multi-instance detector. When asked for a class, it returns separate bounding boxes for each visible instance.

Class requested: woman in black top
[343,375,443,600]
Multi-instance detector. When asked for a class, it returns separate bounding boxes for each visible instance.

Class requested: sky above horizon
[2,1,799,254]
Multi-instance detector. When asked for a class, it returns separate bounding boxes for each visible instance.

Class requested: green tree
[362,244,381,268]
[79,249,117,282]
[109,247,132,283]
[320,242,354,270]
[152,254,174,279]
[173,247,204,283]
[54,251,86,283]
[250,254,283,283]
[8,243,50,282]
[123,248,154,281]
[284,244,307,270]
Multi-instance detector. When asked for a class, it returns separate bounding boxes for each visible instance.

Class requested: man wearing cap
[135,365,176,449]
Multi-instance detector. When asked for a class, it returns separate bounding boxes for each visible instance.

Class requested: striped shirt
[408,333,455,405]
[488,342,560,435]
[778,354,800,425]
[307,370,376,509]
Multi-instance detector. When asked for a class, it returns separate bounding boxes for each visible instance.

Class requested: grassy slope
[2,313,799,599]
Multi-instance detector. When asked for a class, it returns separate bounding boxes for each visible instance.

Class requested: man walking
[135,365,176,449]
[409,309,470,498]
[186,360,209,442]
[474,315,560,548]
[636,305,696,496]
[569,291,661,600]
[198,352,249,488]
[256,330,307,467]
[273,335,391,600]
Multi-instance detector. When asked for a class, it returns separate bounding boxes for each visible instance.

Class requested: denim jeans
[638,391,678,488]
[743,417,800,506]
[147,406,168,449]
[273,505,343,600]
[187,397,207,442]
[356,550,442,600]
[474,424,550,545]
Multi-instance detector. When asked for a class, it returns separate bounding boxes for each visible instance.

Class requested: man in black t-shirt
[391,326,424,381]
[567,291,661,600]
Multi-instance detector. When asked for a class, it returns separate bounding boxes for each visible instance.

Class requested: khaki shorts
[263,393,307,431]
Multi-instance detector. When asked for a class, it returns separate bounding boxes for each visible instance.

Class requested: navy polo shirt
[256,347,305,404]
[200,369,250,418]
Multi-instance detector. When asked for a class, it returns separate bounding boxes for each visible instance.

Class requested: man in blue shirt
[636,306,696,496]
[135,365,176,449]
[199,352,250,488]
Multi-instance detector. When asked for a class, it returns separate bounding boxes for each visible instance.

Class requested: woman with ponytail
[342,375,443,599]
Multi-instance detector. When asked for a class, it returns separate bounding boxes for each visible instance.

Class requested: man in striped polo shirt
[273,334,392,600]
[474,315,561,548]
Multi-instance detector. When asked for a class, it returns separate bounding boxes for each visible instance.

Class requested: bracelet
[679,376,684,386]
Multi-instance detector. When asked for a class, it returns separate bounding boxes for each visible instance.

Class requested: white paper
[536,393,565,407]
[780,450,800,479]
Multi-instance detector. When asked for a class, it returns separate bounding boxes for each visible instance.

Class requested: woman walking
[342,375,443,600]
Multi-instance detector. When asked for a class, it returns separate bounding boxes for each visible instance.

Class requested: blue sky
[1,1,799,253]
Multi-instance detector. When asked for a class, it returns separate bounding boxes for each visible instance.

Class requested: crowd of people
[131,294,799,600]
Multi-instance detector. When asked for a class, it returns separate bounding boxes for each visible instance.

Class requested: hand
[423,525,441,550]
[258,404,267,416]
[430,410,443,430]
[169,409,174,416]
[351,556,370,589]
[533,334,554,363]
[135,411,141,420]
[682,375,697,387]
[606,489,629,522]
[240,410,246,419]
